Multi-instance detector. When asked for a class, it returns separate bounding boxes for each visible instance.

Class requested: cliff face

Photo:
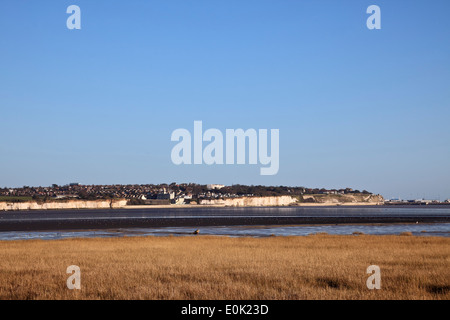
[199,196,298,207]
[0,199,127,211]
[300,194,384,205]
[199,194,384,207]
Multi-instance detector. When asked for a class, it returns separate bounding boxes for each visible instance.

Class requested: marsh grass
[0,235,448,300]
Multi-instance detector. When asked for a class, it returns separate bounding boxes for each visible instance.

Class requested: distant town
[0,183,449,205]
[0,183,371,205]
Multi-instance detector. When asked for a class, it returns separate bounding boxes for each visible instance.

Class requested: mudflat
[1,206,448,232]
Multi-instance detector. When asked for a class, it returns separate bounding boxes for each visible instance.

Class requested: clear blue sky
[1,0,449,200]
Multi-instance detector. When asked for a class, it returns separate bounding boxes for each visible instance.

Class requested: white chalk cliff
[199,196,298,207]
[0,199,128,211]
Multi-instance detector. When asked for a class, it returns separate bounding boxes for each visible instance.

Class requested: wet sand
[0,206,448,232]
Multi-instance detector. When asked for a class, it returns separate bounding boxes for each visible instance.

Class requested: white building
[207,184,225,190]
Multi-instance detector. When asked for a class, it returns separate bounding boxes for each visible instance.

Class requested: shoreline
[0,202,385,212]
[1,232,449,243]
[123,202,383,209]
[1,224,448,242]
[2,202,448,211]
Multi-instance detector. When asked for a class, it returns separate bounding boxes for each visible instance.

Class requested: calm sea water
[0,206,449,240]
[0,223,449,241]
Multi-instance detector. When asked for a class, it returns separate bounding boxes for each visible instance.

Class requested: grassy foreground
[0,235,449,300]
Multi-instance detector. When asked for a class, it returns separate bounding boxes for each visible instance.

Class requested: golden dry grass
[0,235,449,300]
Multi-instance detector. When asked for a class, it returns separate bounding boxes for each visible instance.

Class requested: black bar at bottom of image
[0,300,446,319]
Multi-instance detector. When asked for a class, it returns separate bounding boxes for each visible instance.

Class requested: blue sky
[1,0,449,200]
